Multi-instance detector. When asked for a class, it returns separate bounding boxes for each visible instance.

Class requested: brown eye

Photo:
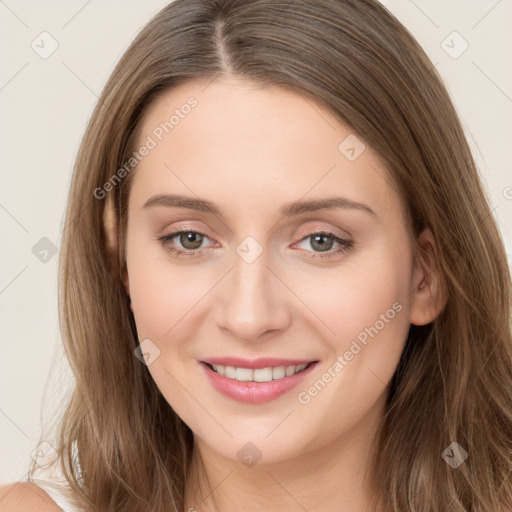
[156,229,214,258]
[294,231,354,260]
[308,233,335,252]
[177,231,204,250]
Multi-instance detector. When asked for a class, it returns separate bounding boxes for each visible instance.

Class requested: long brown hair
[28,0,512,510]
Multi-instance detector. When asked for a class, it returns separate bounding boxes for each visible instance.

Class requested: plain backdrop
[1,0,511,484]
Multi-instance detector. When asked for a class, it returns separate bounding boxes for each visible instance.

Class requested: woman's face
[123,77,422,466]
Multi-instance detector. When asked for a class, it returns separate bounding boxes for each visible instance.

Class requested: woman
[1,0,511,510]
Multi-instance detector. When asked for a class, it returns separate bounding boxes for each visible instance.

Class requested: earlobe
[409,227,447,326]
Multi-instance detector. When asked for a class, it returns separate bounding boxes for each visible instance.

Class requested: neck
[184,396,387,512]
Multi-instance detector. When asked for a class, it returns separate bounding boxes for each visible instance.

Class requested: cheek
[290,255,411,445]
[128,258,210,341]
[281,246,411,355]
[126,251,211,414]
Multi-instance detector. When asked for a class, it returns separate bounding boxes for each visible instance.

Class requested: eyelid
[295,225,352,241]
[159,227,217,247]
[158,222,216,240]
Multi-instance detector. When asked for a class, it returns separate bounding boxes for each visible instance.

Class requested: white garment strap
[31,478,82,512]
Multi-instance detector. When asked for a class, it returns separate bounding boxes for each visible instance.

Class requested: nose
[215,248,292,343]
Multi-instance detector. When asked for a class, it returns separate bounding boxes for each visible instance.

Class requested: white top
[30,443,83,512]
[32,477,82,512]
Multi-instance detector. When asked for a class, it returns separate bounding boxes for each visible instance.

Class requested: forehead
[129,78,400,224]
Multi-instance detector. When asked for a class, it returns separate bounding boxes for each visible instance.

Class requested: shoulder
[0,481,62,511]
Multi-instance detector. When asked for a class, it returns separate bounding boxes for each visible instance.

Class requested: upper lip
[201,357,318,369]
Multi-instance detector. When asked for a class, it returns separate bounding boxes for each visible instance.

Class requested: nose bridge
[216,236,290,341]
[233,245,270,303]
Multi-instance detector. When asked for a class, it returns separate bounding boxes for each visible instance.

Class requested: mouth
[199,359,319,404]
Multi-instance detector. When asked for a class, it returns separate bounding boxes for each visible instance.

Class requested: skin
[118,76,445,512]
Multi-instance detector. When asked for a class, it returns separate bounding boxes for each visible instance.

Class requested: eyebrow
[142,194,377,217]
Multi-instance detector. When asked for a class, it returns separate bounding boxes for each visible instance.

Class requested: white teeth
[235,368,254,381]
[285,365,296,377]
[210,363,309,382]
[224,366,236,379]
[253,368,273,382]
[272,366,285,379]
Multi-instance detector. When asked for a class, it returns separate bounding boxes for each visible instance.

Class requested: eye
[157,229,215,258]
[294,231,353,260]
[156,228,353,260]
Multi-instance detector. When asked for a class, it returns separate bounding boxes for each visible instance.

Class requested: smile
[199,359,319,404]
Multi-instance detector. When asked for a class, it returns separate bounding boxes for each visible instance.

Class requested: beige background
[1,0,511,484]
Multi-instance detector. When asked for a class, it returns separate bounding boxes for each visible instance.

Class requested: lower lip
[199,361,318,404]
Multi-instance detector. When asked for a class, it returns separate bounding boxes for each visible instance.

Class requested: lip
[199,359,318,404]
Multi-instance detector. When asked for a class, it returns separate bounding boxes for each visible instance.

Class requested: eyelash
[156,229,353,260]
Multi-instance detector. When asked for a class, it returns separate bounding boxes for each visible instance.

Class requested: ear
[409,227,447,326]
[103,195,132,306]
